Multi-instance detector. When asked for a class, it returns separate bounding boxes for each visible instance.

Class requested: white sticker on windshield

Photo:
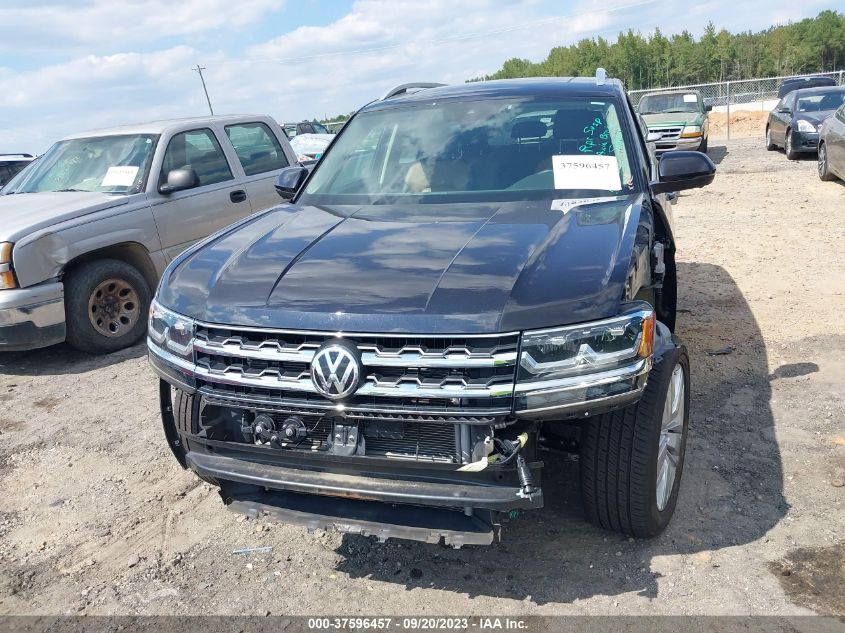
[101,166,138,187]
[551,197,615,214]
[683,94,698,103]
[552,155,621,191]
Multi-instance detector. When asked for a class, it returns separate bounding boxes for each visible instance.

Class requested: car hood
[0,191,130,242]
[158,195,644,334]
[642,112,702,126]
[795,110,837,127]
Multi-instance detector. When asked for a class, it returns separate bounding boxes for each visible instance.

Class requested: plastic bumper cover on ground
[0,282,65,351]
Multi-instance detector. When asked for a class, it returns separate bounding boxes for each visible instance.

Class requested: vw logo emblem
[310,341,361,400]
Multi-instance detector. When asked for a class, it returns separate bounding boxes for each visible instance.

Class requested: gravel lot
[1,136,843,617]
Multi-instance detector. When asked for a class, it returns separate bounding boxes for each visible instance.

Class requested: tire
[765,127,777,151]
[818,142,835,181]
[580,347,690,538]
[64,259,151,354]
[173,388,198,435]
[698,136,708,153]
[784,129,798,160]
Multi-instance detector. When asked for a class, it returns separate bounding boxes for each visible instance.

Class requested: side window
[160,128,233,187]
[786,94,796,111]
[225,122,290,176]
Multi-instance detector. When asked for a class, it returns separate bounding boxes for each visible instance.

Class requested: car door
[149,127,252,260]
[771,95,792,143]
[830,105,845,176]
[223,121,294,211]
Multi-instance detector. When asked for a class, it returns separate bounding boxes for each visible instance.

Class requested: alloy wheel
[656,363,685,511]
[88,278,140,338]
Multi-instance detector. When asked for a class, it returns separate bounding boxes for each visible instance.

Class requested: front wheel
[580,347,690,538]
[698,136,708,153]
[784,129,798,160]
[818,142,835,181]
[765,127,777,151]
[65,259,151,354]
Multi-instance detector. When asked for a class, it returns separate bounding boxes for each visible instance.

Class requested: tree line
[473,10,845,89]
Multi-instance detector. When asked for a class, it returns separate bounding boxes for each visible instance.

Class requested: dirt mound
[709,111,769,139]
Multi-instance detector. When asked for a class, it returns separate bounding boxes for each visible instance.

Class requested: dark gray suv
[149,76,716,545]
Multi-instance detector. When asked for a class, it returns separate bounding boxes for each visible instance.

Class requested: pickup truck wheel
[698,136,708,153]
[579,348,690,538]
[65,259,151,354]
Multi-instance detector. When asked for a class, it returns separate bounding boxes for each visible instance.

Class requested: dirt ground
[709,111,770,138]
[0,137,843,617]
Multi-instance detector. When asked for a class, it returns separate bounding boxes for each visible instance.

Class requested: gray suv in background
[0,115,296,354]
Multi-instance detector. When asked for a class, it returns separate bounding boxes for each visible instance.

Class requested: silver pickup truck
[0,115,296,354]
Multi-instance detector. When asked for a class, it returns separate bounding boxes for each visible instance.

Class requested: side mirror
[705,104,713,112]
[159,168,198,194]
[275,166,309,200]
[646,131,663,143]
[652,151,716,194]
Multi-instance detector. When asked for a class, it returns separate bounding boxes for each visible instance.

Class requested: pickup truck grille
[192,325,518,416]
[650,126,683,140]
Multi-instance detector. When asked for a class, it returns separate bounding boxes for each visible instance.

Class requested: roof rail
[381,82,446,101]
[0,153,33,158]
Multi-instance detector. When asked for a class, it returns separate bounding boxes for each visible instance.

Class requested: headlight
[680,125,702,139]
[514,305,655,415]
[148,301,195,360]
[0,242,17,290]
[797,119,817,133]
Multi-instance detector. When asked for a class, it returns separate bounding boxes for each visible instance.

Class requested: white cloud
[0,0,283,52]
[0,0,839,153]
[0,46,207,151]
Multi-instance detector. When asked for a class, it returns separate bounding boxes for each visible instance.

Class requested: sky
[0,0,839,153]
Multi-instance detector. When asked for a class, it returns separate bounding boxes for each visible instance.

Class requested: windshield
[639,93,701,114]
[312,122,330,134]
[797,90,845,113]
[300,97,636,205]
[5,134,157,194]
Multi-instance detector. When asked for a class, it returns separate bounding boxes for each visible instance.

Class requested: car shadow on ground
[334,262,787,604]
[705,144,728,165]
[0,341,146,377]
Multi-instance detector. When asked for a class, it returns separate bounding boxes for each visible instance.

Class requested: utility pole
[193,65,214,115]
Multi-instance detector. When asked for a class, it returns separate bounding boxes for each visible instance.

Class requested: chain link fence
[629,71,845,138]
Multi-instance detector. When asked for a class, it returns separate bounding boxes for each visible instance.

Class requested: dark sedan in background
[818,103,845,182]
[766,86,845,159]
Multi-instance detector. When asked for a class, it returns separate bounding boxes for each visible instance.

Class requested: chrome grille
[193,325,518,414]
[651,126,683,140]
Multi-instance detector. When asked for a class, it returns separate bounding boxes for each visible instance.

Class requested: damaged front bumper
[159,381,543,546]
[150,306,675,545]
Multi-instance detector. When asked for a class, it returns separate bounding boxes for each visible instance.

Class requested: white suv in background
[0,154,36,189]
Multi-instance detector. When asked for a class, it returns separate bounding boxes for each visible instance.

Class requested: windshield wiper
[56,188,86,192]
